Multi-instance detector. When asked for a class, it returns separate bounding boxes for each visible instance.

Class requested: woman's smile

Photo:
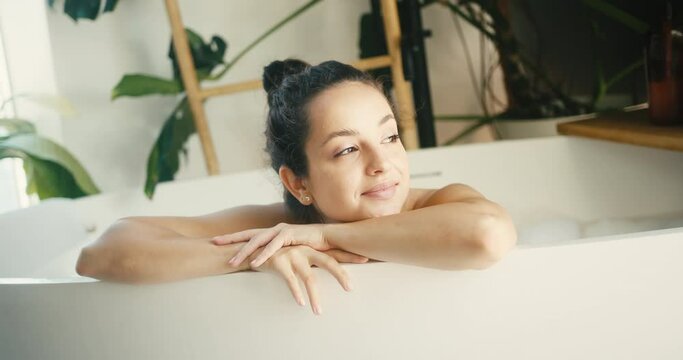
[361,181,399,200]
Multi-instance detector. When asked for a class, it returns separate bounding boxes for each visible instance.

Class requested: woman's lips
[362,182,398,200]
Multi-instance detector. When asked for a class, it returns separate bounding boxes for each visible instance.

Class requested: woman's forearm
[323,200,516,270]
[76,218,250,283]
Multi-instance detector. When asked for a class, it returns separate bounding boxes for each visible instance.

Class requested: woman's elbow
[76,245,138,282]
[466,208,517,270]
[75,246,103,278]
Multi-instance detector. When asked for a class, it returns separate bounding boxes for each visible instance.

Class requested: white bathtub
[2,136,683,359]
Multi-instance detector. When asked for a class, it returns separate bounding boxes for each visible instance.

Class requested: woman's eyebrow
[321,114,395,147]
[379,114,394,125]
[321,128,359,147]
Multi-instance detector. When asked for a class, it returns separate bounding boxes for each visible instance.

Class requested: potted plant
[0,95,100,200]
[48,0,322,198]
[358,0,651,144]
[435,0,654,143]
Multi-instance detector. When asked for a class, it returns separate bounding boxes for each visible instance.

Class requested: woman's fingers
[312,252,353,292]
[292,259,321,315]
[277,265,306,307]
[228,228,280,266]
[211,228,262,245]
[324,249,369,264]
[249,235,288,268]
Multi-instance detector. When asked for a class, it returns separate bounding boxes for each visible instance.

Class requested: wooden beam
[353,55,392,71]
[164,0,220,175]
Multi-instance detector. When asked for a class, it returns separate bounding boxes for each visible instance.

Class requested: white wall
[39,0,503,194]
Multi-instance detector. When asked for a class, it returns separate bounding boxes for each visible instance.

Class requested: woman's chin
[365,204,403,219]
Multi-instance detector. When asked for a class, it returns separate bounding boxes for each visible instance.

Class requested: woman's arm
[223,184,517,271]
[76,203,295,283]
[324,184,517,270]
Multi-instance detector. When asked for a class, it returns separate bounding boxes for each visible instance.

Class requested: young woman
[76,59,517,314]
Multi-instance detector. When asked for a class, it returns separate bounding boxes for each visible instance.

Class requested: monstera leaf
[168,29,228,81]
[144,97,195,199]
[48,0,119,22]
[0,132,100,199]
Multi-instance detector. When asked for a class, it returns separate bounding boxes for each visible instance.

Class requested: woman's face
[302,81,410,223]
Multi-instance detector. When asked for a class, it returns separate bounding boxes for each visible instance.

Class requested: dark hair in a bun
[263,59,388,223]
[262,59,309,93]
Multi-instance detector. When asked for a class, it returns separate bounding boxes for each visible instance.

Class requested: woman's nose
[365,147,390,176]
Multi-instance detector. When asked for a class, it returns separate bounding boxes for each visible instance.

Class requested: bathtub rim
[2,224,681,285]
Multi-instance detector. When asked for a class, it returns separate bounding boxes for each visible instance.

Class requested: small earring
[302,194,311,204]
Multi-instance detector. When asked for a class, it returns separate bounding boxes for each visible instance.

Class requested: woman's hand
[212,223,330,268]
[248,246,368,315]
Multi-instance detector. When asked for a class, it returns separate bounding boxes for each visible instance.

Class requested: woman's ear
[278,166,312,205]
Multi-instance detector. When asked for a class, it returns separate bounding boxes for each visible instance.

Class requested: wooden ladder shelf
[164,0,419,175]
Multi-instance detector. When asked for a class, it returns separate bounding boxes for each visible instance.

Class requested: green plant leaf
[144,97,195,199]
[168,29,227,82]
[49,0,119,22]
[0,134,100,196]
[111,74,183,99]
[22,156,89,199]
[103,0,118,12]
[63,0,101,21]
[0,118,36,140]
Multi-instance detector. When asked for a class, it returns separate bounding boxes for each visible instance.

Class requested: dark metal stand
[365,0,436,148]
[397,0,436,148]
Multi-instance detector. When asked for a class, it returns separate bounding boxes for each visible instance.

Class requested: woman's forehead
[307,82,393,131]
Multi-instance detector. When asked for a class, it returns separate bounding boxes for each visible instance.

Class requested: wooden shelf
[557,108,683,152]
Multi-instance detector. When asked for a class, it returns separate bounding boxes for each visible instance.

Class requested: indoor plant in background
[434,0,651,143]
[0,95,100,200]
[48,0,322,199]
[0,0,112,203]
[358,0,650,144]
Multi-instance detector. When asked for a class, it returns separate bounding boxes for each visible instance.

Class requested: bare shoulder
[127,202,295,239]
[407,183,489,210]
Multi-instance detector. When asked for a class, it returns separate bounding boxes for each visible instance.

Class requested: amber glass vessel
[645,2,683,126]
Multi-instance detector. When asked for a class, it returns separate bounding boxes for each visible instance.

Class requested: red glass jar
[645,2,683,125]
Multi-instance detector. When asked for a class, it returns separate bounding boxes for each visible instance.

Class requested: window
[0,9,37,214]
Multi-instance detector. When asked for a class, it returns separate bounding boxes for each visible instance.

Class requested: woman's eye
[383,134,401,143]
[335,146,357,157]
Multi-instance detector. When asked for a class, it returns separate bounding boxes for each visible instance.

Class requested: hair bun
[263,59,309,93]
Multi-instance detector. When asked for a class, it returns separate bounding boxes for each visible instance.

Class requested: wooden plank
[557,108,683,152]
[200,79,262,99]
[164,0,220,175]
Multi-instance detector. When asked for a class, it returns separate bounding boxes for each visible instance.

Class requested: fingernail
[346,282,353,291]
[250,259,259,267]
[297,298,305,306]
[314,306,322,315]
[228,256,238,266]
